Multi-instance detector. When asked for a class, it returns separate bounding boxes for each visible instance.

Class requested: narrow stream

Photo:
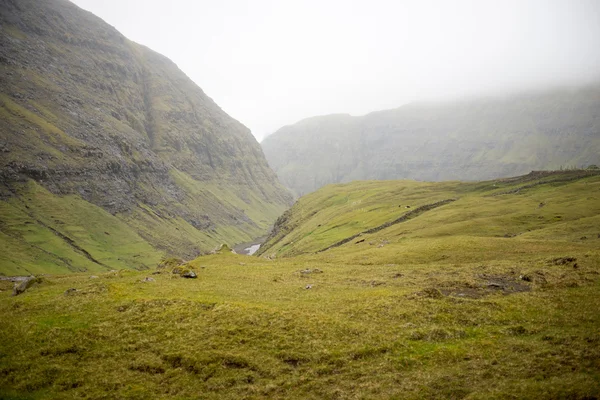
[244,244,261,255]
[233,236,266,255]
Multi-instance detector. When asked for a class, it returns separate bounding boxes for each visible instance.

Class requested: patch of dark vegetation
[506,325,530,336]
[416,288,444,299]
[550,257,577,265]
[63,283,108,296]
[276,352,310,368]
[128,363,165,375]
[299,268,323,275]
[413,274,531,300]
[116,299,215,314]
[409,328,467,341]
[40,345,84,357]
[350,345,390,360]
[364,280,386,287]
[171,264,197,278]
[157,257,184,270]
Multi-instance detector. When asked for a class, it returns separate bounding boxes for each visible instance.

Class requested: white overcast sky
[70,0,600,141]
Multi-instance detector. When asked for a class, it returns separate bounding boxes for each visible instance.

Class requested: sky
[70,0,600,141]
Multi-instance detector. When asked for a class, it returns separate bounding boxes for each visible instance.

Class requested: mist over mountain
[262,86,600,196]
[0,0,292,274]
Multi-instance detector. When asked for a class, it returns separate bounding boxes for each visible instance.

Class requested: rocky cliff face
[262,87,600,197]
[0,0,292,274]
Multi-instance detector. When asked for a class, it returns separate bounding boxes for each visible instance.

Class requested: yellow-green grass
[0,250,599,399]
[1,172,599,399]
[260,172,600,257]
[0,175,289,275]
[0,181,163,275]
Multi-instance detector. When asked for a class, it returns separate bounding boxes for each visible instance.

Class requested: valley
[1,0,599,398]
[1,171,599,399]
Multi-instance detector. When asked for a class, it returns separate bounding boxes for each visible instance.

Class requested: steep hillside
[0,0,292,275]
[262,88,600,196]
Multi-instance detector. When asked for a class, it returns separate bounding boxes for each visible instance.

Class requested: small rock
[313,268,323,274]
[300,269,312,274]
[142,277,155,282]
[64,288,77,295]
[305,284,313,290]
[90,275,99,279]
[239,262,246,266]
[377,244,385,248]
[12,276,40,296]
[182,271,197,279]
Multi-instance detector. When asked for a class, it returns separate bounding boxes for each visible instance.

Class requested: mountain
[262,87,600,196]
[0,0,292,275]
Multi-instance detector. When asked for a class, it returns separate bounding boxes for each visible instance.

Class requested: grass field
[1,171,599,399]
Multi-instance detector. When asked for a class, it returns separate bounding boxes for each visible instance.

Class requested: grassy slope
[0,174,288,276]
[1,172,599,399]
[0,181,163,276]
[259,170,600,257]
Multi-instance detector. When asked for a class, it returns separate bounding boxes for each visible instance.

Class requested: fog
[71,0,600,140]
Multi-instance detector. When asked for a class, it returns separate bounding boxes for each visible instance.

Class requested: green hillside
[259,170,600,258]
[0,0,292,274]
[1,170,599,398]
[262,88,600,196]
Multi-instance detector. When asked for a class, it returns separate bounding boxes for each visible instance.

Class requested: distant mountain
[262,87,600,196]
[0,0,292,275]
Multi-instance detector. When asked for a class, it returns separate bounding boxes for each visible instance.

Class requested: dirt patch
[414,274,531,299]
[549,257,577,266]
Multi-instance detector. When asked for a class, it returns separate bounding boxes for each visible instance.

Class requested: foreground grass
[1,246,599,399]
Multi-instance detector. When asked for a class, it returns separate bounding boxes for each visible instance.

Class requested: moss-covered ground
[1,171,599,399]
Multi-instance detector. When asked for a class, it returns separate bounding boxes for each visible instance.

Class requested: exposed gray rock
[12,276,41,296]
[182,271,197,279]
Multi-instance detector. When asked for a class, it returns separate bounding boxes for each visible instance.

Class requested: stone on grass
[12,276,42,296]
[182,271,197,279]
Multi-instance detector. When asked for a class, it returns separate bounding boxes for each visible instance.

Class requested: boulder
[12,276,42,296]
[182,271,197,279]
